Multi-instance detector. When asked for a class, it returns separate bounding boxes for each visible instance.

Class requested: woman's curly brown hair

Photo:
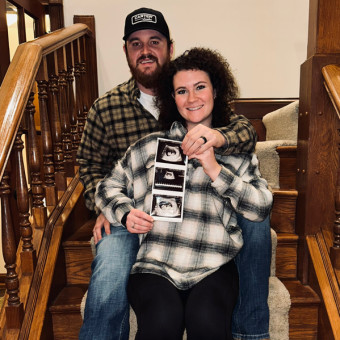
[156,47,239,130]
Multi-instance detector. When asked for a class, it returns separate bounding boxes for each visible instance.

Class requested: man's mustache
[137,54,158,64]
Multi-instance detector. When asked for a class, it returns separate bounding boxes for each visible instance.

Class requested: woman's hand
[126,209,154,234]
[181,124,225,157]
[190,147,222,181]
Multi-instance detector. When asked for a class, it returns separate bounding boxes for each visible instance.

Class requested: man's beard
[127,53,169,89]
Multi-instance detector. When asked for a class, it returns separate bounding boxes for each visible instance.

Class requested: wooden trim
[322,64,340,119]
[230,98,297,119]
[307,233,340,338]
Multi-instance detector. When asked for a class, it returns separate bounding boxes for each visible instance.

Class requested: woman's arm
[212,154,273,221]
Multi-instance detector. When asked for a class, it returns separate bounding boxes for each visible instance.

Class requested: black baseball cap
[123,7,170,41]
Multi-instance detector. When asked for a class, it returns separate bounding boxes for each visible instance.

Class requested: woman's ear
[172,92,175,99]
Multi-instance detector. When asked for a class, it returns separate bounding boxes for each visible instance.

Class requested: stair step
[277,145,297,190]
[63,220,95,285]
[49,285,88,340]
[50,281,319,340]
[276,233,298,279]
[63,218,299,284]
[271,189,297,234]
[283,280,320,339]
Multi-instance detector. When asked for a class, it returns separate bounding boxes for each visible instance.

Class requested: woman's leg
[185,261,239,340]
[127,273,185,340]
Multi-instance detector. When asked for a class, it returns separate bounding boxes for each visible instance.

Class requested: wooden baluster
[49,74,67,192]
[74,60,85,141]
[330,125,340,269]
[66,64,79,161]
[58,46,74,176]
[80,36,89,117]
[0,166,24,329]
[74,39,86,141]
[80,60,89,121]
[14,125,37,274]
[27,91,47,228]
[37,78,58,207]
[58,68,74,176]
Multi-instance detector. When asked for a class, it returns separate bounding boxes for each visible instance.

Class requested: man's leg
[232,215,271,340]
[79,226,139,340]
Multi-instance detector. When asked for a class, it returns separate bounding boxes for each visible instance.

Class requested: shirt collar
[126,78,141,101]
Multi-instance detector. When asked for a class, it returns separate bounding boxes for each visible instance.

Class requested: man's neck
[136,81,156,96]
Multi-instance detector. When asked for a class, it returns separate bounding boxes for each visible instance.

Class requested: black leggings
[127,261,239,340]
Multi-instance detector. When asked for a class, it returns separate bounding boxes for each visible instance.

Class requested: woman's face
[173,69,215,131]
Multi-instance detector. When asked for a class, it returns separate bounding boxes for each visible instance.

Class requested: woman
[95,47,273,340]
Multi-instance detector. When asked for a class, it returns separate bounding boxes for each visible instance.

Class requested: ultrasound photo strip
[150,138,188,222]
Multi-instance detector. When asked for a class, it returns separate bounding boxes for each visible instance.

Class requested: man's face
[124,29,173,89]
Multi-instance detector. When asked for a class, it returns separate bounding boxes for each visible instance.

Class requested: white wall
[64,0,309,98]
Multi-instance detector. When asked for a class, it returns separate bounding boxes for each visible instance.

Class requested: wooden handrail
[0,23,90,181]
[322,64,340,119]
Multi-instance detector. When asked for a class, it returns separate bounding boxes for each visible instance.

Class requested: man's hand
[93,213,111,244]
[181,124,225,157]
[126,209,154,234]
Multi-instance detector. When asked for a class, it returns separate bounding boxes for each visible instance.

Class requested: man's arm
[181,113,257,157]
[77,106,114,212]
[215,112,257,155]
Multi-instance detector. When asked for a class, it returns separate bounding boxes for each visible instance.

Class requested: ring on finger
[200,136,207,144]
[131,223,135,229]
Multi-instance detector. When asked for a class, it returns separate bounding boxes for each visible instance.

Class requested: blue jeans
[79,226,139,340]
[79,215,271,340]
[232,215,271,340]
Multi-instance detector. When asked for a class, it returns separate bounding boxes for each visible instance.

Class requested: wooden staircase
[47,118,321,339]
[1,2,340,337]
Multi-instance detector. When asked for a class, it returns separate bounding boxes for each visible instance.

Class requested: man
[77,7,271,340]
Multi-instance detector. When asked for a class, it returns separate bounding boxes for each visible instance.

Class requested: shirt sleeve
[212,153,273,221]
[214,112,257,155]
[94,151,134,225]
[76,105,115,212]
